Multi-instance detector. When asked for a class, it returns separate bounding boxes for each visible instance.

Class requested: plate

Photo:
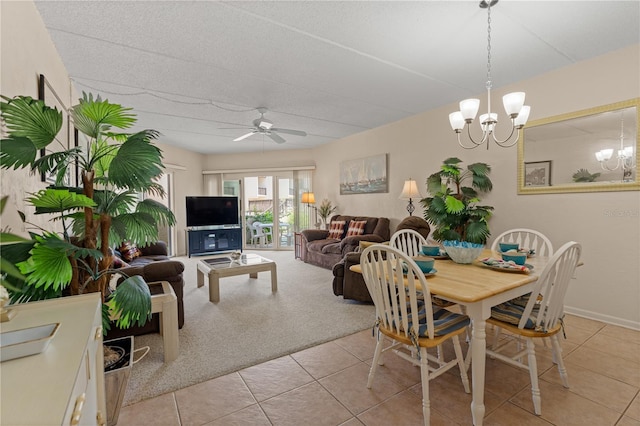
[500,248,535,257]
[477,258,533,273]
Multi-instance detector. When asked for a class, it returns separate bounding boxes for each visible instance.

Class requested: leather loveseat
[106,241,185,339]
[332,216,431,303]
[301,215,390,269]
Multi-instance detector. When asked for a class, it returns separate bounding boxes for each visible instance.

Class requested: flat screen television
[186,196,240,227]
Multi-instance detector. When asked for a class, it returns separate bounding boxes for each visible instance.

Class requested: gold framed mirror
[518,98,639,194]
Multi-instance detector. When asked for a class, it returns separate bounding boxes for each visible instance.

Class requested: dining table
[350,248,550,426]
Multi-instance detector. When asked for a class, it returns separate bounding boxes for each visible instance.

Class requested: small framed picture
[524,160,552,187]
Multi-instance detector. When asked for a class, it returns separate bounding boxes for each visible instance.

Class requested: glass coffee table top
[203,253,273,269]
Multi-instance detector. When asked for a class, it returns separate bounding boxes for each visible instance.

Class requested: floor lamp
[399,179,422,216]
[301,191,317,228]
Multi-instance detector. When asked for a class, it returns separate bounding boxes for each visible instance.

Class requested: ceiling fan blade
[271,128,307,137]
[234,131,257,142]
[267,132,286,144]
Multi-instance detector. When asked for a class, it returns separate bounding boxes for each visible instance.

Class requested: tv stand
[187,226,242,257]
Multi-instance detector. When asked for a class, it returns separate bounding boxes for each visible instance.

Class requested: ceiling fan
[228,107,307,144]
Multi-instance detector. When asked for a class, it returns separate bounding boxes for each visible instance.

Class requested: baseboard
[564,305,640,331]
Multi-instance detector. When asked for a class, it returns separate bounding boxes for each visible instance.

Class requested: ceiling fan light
[503,92,526,116]
[460,99,480,121]
[258,119,273,129]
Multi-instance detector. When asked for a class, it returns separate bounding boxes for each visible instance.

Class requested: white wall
[0,1,73,236]
[206,45,640,329]
[155,143,204,255]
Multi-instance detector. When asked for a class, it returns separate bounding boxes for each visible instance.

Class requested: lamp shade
[514,105,531,127]
[460,98,480,121]
[449,111,465,131]
[399,179,422,200]
[301,192,315,204]
[502,92,526,116]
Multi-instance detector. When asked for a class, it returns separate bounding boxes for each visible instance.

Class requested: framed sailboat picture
[340,154,388,194]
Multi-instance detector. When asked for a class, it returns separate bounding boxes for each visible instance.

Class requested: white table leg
[209,272,220,303]
[196,267,204,288]
[270,265,278,293]
[467,304,487,426]
[149,281,180,363]
[161,295,179,362]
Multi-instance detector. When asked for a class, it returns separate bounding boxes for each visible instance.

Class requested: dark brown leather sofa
[106,241,185,339]
[300,215,390,269]
[331,216,431,303]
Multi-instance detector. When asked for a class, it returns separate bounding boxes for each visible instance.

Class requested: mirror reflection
[519,99,639,194]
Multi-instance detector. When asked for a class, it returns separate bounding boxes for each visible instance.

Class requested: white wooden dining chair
[491,228,554,257]
[390,229,427,257]
[390,228,454,357]
[361,244,470,426]
[485,241,581,416]
[489,228,555,347]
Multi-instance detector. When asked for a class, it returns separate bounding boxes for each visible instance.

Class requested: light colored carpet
[123,250,375,405]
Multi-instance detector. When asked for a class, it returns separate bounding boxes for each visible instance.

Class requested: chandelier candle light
[595,111,635,181]
[399,179,423,216]
[449,0,531,149]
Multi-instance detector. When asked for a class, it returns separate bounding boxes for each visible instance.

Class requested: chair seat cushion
[321,241,343,255]
[398,305,469,337]
[491,295,540,329]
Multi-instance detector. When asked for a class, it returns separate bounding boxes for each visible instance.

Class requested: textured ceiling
[34,1,639,154]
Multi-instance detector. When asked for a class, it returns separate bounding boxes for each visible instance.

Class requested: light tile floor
[118,314,640,425]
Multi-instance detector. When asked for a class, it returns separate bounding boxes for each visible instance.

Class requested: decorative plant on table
[317,199,338,229]
[0,93,175,333]
[420,158,493,262]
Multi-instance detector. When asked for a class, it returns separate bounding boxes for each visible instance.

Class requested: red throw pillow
[327,220,346,240]
[119,241,141,263]
[112,255,130,269]
[346,220,367,237]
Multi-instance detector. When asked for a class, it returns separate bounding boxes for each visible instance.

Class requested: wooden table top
[350,249,543,303]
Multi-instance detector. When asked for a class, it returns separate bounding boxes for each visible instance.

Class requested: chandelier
[449,0,531,149]
[595,111,635,179]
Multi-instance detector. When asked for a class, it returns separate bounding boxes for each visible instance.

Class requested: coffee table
[197,253,277,303]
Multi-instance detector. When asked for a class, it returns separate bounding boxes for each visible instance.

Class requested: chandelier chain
[486,2,492,89]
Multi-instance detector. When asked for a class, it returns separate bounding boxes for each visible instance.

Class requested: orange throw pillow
[327,220,346,240]
[346,220,367,237]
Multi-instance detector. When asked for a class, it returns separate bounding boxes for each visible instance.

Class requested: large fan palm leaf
[70,93,135,139]
[0,96,62,149]
[108,131,164,191]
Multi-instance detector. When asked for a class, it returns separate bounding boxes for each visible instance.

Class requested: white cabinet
[0,293,106,425]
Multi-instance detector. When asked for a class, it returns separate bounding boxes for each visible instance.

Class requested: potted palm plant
[420,157,493,263]
[0,92,175,332]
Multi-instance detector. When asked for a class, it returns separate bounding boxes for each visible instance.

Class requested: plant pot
[443,241,484,264]
[103,337,149,426]
[104,336,133,426]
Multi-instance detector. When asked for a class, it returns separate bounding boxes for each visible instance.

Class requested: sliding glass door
[210,167,313,251]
